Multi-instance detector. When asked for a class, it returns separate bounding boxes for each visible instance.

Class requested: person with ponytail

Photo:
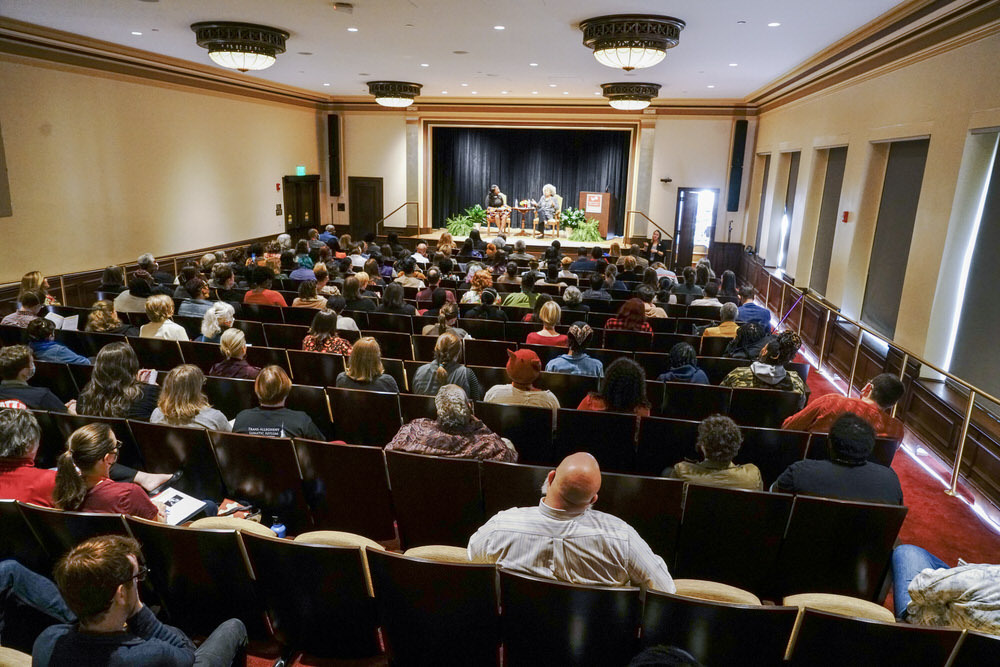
[721,330,810,408]
[209,328,261,379]
[54,423,163,521]
[420,302,470,338]
[410,331,482,400]
[196,302,235,343]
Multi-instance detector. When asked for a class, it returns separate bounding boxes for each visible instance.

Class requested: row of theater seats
[3,498,990,666]
[18,413,903,602]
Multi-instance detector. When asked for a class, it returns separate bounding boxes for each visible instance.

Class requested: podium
[578,192,614,239]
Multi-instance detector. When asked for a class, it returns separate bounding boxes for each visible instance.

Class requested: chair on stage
[531,194,563,238]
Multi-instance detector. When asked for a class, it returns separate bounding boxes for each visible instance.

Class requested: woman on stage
[532,184,559,237]
[485,184,511,234]
[648,229,670,264]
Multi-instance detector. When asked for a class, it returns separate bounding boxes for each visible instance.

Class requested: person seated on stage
[890,544,1000,634]
[545,322,604,377]
[0,408,57,506]
[484,349,560,413]
[417,268,456,310]
[657,343,709,385]
[461,269,494,304]
[637,285,667,319]
[725,322,770,360]
[703,303,740,339]
[721,330,809,407]
[772,413,903,504]
[243,267,288,307]
[605,298,653,333]
[782,373,905,439]
[558,256,578,280]
[465,288,508,321]
[485,184,511,234]
[561,286,589,315]
[569,247,597,275]
[388,384,515,462]
[581,272,611,301]
[469,452,674,592]
[26,317,91,366]
[539,263,567,289]
[669,267,704,305]
[209,328,261,380]
[411,332,483,400]
[1,288,45,328]
[335,337,400,393]
[501,272,539,309]
[138,295,188,342]
[526,301,568,347]
[509,239,533,262]
[578,358,651,416]
[530,183,559,235]
[377,283,418,316]
[737,285,773,332]
[150,365,231,432]
[422,302,471,339]
[497,261,522,286]
[0,345,75,413]
[666,415,763,491]
[302,309,353,356]
[690,282,723,308]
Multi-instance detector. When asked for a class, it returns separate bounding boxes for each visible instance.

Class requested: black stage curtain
[431,127,630,237]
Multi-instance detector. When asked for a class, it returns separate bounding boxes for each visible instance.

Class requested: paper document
[151,487,207,526]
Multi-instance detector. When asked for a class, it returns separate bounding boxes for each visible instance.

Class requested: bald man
[468,453,675,592]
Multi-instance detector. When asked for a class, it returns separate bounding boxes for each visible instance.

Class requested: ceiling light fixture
[729,63,738,67]
[191,21,288,72]
[420,63,429,67]
[347,27,359,32]
[367,80,422,107]
[601,82,660,110]
[494,25,505,30]
[131,31,143,36]
[580,14,685,71]
[529,63,539,67]
[323,82,330,86]
[768,22,781,27]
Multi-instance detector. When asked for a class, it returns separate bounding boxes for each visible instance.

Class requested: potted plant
[561,207,604,242]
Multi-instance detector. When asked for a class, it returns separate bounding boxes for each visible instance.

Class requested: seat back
[126,337,183,370]
[697,356,749,385]
[367,312,414,335]
[385,451,484,549]
[481,461,549,518]
[641,590,798,667]
[29,410,64,469]
[202,376,257,419]
[364,330,413,360]
[128,421,226,500]
[31,362,79,403]
[399,392,437,423]
[368,549,500,667]
[0,500,48,573]
[634,416,701,476]
[126,516,270,641]
[787,608,962,666]
[292,439,395,541]
[553,410,638,473]
[469,365,509,394]
[326,387,402,446]
[699,335,732,357]
[687,305,722,320]
[729,388,804,428]
[243,345,291,374]
[287,384,334,439]
[534,371,599,408]
[239,303,285,323]
[659,382,732,420]
[774,496,907,600]
[50,413,142,470]
[737,426,810,488]
[411,334,438,361]
[499,570,641,667]
[458,318,505,341]
[950,630,1000,667]
[599,472,684,562]
[674,485,794,596]
[281,307,323,327]
[178,340,224,373]
[208,431,313,535]
[474,402,554,465]
[19,503,130,560]
[55,329,123,358]
[262,323,308,349]
[242,532,380,658]
[231,319,267,346]
[603,329,653,352]
[465,338,517,367]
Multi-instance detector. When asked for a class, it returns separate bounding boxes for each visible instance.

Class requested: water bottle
[270,516,286,539]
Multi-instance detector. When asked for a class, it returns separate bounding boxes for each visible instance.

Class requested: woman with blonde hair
[20,270,59,305]
[421,302,470,339]
[335,337,400,392]
[292,280,328,309]
[150,365,231,431]
[209,328,261,379]
[411,331,481,399]
[460,269,493,304]
[139,294,188,341]
[85,300,132,335]
[197,302,235,343]
[525,301,568,347]
[437,231,457,255]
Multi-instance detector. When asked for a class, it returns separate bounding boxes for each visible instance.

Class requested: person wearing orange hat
[483,349,560,413]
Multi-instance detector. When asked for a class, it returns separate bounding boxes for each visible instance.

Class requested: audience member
[581,272,611,301]
[411,332,482,400]
[377,283,417,316]
[0,408,56,506]
[0,345,74,412]
[484,349,560,412]
[782,373,905,439]
[670,267,704,304]
[542,240,563,263]
[703,302,739,338]
[719,270,739,298]
[335,337,399,392]
[1,288,45,328]
[21,271,59,305]
[725,322,770,360]
[387,384,515,462]
[603,264,627,292]
[737,286,772,332]
[97,266,126,295]
[150,365,231,431]
[509,239,533,261]
[721,330,808,406]
[416,268,455,309]
[558,256,578,281]
[243,267,287,307]
[569,247,597,274]
[422,302,470,338]
[606,298,653,333]
[137,253,174,285]
[139,294,188,341]
[233,366,324,439]
[327,295,360,332]
[290,280,326,309]
[578,358,650,416]
[177,278,213,318]
[209,329,261,379]
[497,261,522,286]
[690,282,722,307]
[545,322,604,376]
[666,415,762,490]
[657,343,709,384]
[502,272,539,308]
[197,302,235,343]
[394,258,426,289]
[77,342,161,420]
[85,300,133,335]
[461,270,494,304]
[772,413,903,504]
[525,301,568,346]
[465,288,507,321]
[561,285,589,314]
[302,309,352,355]
[539,263,567,288]
[521,293,552,324]
[171,266,200,299]
[422,286,450,317]
[469,452,674,591]
[343,275,376,311]
[637,285,667,318]
[27,317,91,365]
[113,274,153,314]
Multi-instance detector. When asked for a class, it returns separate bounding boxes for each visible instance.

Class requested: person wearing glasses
[23,535,247,665]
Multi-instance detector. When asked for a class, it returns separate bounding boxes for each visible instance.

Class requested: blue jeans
[891,544,948,619]
[0,560,76,648]
[194,618,248,667]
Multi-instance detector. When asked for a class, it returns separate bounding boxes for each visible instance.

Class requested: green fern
[464,204,487,227]
[445,213,474,237]
[568,219,604,242]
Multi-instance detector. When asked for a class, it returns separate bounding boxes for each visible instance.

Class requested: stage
[410,227,626,252]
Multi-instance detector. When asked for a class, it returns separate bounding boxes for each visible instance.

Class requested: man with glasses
[18,535,246,665]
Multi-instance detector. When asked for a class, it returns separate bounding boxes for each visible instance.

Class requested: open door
[672,188,719,270]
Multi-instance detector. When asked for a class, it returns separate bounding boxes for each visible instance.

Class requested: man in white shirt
[410,243,430,266]
[483,349,560,413]
[689,282,723,307]
[468,452,675,593]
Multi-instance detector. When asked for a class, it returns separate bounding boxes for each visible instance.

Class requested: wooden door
[672,188,719,270]
[348,177,383,240]
[282,175,320,231]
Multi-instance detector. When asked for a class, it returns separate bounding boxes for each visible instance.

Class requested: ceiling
[1,0,908,102]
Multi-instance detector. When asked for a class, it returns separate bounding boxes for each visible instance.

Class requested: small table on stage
[511,206,534,234]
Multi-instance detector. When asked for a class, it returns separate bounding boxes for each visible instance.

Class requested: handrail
[626,211,674,267]
[374,201,418,236]
[748,262,1000,497]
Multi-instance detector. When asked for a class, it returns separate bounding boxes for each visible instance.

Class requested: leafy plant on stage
[465,204,487,228]
[444,204,487,237]
[561,207,603,242]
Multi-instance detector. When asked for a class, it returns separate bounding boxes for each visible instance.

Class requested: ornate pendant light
[191,22,289,72]
[601,82,661,110]
[367,81,422,108]
[580,15,685,71]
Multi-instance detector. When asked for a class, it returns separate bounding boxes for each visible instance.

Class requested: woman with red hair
[604,298,652,333]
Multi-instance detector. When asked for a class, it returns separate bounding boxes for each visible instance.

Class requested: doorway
[672,188,719,270]
[348,177,384,240]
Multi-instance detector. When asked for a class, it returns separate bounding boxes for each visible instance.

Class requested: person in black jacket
[465,289,508,321]
[233,366,324,440]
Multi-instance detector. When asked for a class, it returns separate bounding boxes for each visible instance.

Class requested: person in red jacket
[0,408,56,506]
[781,373,905,440]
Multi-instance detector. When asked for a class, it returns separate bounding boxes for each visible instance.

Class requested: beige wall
[751,32,1000,358]
[336,112,408,229]
[0,57,321,283]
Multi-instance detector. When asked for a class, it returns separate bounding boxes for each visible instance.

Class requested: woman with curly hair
[411,331,482,400]
[721,330,809,406]
[460,269,493,304]
[604,298,653,333]
[302,310,353,355]
[77,342,159,420]
[725,322,770,360]
[577,357,650,416]
[84,300,134,335]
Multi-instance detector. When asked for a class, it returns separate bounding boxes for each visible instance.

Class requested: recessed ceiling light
[347,27,359,32]
[494,25,505,30]
[420,63,429,67]
[529,62,538,67]
[323,82,330,86]
[767,22,781,27]
[729,63,738,67]
[548,83,557,87]
[501,90,508,94]
[471,91,478,94]
[441,90,448,94]
[707,85,715,88]
[594,91,601,95]
[562,91,569,95]
[461,82,468,86]
[531,91,538,94]
[131,31,143,36]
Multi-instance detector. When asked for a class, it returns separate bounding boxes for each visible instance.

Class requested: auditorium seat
[458,317,505,341]
[673,485,794,596]
[469,365,509,394]
[281,306,323,327]
[699,335,732,357]
[950,630,1000,667]
[367,549,500,666]
[385,451,485,549]
[326,387,402,446]
[50,413,142,470]
[671,579,762,605]
[171,315,203,340]
[474,402,554,464]
[697,356,749,385]
[239,303,285,323]
[202,376,256,418]
[262,322,308,349]
[127,337,183,370]
[55,329,123,358]
[653,332,702,353]
[640,590,798,667]
[231,319,267,346]
[552,409,638,473]
[603,329,653,352]
[364,330,413,360]
[465,338,516,367]
[128,420,226,500]
[0,324,25,346]
[412,334,438,361]
[31,361,79,403]
[382,357,408,391]
[18,503,130,561]
[286,349,345,386]
[534,371,599,408]
[499,570,641,667]
[504,321,538,344]
[367,312,414,335]
[687,305,722,320]
[241,532,381,659]
[782,593,896,623]
[0,500,50,574]
[399,392,437,423]
[728,388,804,428]
[480,460,550,517]
[287,384,335,439]
[243,345,291,374]
[736,426,811,488]
[658,381,732,420]
[598,471,684,561]
[178,340,224,373]
[292,438,395,540]
[634,416,700,476]
[517,342,564,366]
[28,410,63,469]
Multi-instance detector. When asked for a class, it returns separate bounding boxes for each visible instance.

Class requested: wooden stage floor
[409,227,624,252]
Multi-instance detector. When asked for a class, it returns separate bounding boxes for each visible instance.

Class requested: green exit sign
[295,165,306,176]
